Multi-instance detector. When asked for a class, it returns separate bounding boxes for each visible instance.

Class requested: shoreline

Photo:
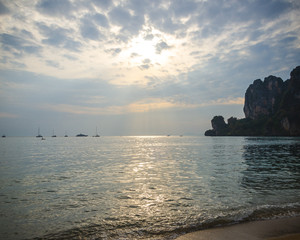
[175,216,300,240]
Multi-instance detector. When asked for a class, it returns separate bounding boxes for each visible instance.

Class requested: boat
[64,131,68,137]
[76,133,88,137]
[36,128,43,138]
[93,127,100,137]
[41,137,46,140]
[52,129,56,137]
[2,134,6,138]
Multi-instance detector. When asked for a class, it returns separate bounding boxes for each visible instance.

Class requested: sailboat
[52,129,56,137]
[36,128,43,138]
[93,127,100,137]
[64,131,68,137]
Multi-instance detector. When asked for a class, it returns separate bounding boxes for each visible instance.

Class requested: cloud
[92,0,112,10]
[149,9,181,34]
[36,0,73,17]
[250,0,292,20]
[108,6,131,26]
[105,48,122,56]
[145,0,199,33]
[139,64,150,70]
[42,97,192,116]
[63,54,77,61]
[20,29,34,39]
[155,41,171,54]
[139,59,152,70]
[45,60,60,68]
[0,1,10,15]
[144,33,154,40]
[126,98,186,113]
[9,61,26,68]
[80,17,102,40]
[92,13,109,28]
[108,5,145,37]
[189,51,200,55]
[194,0,294,39]
[38,24,69,45]
[0,112,18,118]
[130,52,140,58]
[0,33,41,56]
[170,0,198,17]
[37,23,82,51]
[1,0,300,136]
[199,97,245,107]
[63,39,82,52]
[79,12,110,40]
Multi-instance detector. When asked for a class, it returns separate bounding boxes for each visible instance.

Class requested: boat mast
[36,127,42,137]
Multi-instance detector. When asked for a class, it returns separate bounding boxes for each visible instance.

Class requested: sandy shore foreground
[176,216,300,240]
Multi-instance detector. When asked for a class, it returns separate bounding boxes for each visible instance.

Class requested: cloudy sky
[0,0,299,136]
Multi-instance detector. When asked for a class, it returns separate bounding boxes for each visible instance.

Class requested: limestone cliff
[277,66,300,135]
[243,76,287,119]
[205,66,300,136]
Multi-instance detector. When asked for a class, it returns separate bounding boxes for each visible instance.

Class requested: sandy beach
[176,216,300,240]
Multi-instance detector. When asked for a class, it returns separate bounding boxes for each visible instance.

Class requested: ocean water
[0,136,299,239]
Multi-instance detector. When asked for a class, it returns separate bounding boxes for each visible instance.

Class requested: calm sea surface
[0,136,299,239]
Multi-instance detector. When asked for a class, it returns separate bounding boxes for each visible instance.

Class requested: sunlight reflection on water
[0,136,299,239]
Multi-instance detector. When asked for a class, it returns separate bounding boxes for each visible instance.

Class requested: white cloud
[41,96,195,116]
[199,97,245,107]
[1,0,299,83]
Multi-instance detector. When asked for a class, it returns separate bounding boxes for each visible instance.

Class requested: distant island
[205,66,300,136]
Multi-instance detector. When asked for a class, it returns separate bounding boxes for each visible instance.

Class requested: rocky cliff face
[205,66,300,136]
[243,76,286,119]
[204,116,228,136]
[278,66,300,135]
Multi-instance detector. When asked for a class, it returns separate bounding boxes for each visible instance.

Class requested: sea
[0,136,299,239]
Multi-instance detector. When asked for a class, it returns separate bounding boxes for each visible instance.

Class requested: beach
[176,216,300,240]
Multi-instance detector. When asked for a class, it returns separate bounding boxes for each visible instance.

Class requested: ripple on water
[0,136,299,240]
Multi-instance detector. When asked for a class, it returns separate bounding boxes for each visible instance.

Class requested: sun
[131,36,157,60]
[111,30,178,85]
[121,33,170,67]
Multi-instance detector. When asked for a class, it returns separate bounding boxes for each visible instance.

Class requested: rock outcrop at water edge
[205,65,300,136]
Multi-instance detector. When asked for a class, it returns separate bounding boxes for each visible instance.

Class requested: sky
[0,0,300,136]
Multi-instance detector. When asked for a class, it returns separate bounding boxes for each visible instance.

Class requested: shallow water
[0,136,299,239]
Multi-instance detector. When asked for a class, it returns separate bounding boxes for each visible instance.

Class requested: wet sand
[266,233,300,240]
[176,216,300,240]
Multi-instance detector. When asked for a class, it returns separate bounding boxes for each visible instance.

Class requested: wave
[33,202,300,240]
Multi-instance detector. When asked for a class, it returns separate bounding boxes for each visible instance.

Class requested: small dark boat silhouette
[93,127,100,137]
[76,133,88,137]
[52,129,56,137]
[36,128,43,138]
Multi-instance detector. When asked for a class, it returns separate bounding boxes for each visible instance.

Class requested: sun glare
[112,30,182,85]
[121,33,170,67]
[131,36,156,60]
